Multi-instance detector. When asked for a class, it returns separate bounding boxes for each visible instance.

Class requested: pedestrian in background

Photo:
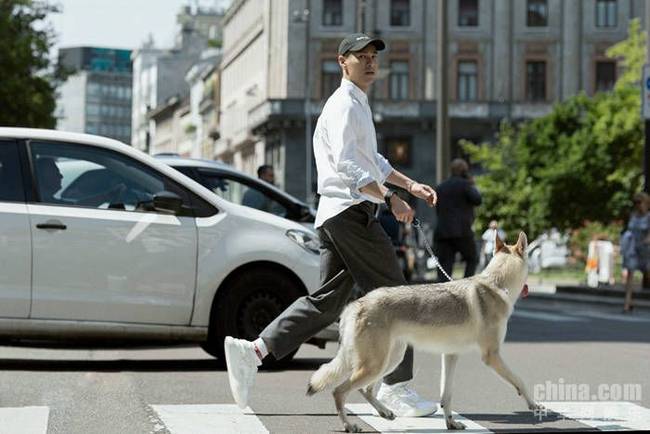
[433,158,482,282]
[622,192,650,312]
[242,165,275,211]
[481,219,506,268]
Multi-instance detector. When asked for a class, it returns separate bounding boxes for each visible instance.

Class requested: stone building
[218,0,645,215]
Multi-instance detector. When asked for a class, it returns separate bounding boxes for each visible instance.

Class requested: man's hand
[409,182,437,207]
[390,195,415,223]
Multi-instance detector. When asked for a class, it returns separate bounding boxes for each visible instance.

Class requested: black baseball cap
[338,33,386,55]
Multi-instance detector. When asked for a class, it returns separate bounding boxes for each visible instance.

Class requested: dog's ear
[495,233,506,253]
[515,231,528,257]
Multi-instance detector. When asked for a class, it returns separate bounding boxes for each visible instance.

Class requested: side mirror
[153,191,183,215]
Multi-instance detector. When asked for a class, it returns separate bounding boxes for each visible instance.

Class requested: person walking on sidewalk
[224,33,438,417]
[622,192,650,312]
[433,158,482,282]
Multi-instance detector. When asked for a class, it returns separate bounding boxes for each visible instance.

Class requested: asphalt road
[0,297,649,433]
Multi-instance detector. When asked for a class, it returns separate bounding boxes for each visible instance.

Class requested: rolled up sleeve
[376,153,393,184]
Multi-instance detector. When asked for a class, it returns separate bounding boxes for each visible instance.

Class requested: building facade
[131,5,225,152]
[56,47,133,144]
[218,0,645,216]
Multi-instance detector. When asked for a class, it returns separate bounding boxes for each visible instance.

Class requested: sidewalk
[527,275,650,309]
[416,270,650,310]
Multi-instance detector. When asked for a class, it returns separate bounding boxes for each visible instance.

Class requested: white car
[0,128,323,363]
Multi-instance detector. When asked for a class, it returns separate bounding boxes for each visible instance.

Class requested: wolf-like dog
[307,232,544,432]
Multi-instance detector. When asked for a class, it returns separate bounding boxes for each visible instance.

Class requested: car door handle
[36,221,67,230]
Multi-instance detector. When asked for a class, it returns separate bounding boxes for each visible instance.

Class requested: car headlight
[286,229,320,255]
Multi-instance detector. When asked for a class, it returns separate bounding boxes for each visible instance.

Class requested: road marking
[542,401,650,431]
[151,404,268,434]
[345,403,491,433]
[512,309,589,322]
[0,406,49,434]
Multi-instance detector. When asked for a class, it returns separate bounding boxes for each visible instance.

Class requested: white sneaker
[376,381,437,417]
[224,336,262,409]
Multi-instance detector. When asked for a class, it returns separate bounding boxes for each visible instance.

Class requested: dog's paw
[446,419,466,430]
[378,409,395,420]
[344,422,362,432]
[529,402,545,411]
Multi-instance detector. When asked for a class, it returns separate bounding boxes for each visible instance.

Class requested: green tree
[0,0,64,128]
[463,18,645,239]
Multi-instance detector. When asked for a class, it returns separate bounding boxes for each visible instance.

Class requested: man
[35,157,65,203]
[433,158,482,281]
[35,157,124,207]
[224,33,438,417]
[242,165,275,211]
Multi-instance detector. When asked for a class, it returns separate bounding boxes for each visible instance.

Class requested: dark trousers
[434,236,478,282]
[259,202,413,384]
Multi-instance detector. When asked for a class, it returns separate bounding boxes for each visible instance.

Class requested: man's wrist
[406,180,415,193]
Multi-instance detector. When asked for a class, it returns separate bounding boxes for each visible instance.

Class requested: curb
[528,291,650,309]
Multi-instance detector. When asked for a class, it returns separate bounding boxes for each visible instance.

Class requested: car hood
[217,199,317,236]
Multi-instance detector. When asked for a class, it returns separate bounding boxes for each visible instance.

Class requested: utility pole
[293,4,312,203]
[357,0,366,32]
[435,0,450,184]
[304,2,312,204]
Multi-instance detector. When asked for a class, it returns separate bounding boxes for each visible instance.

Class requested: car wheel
[203,268,303,368]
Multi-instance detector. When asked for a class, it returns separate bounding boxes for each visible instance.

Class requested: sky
[49,0,229,56]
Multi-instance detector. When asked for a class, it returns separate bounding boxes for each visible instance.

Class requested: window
[458,0,479,27]
[457,60,478,101]
[527,0,548,27]
[596,0,617,27]
[526,61,546,101]
[87,83,100,96]
[385,137,412,167]
[86,124,98,135]
[198,170,289,218]
[86,103,100,116]
[0,142,25,202]
[321,60,340,97]
[389,61,409,100]
[322,0,343,26]
[30,141,192,214]
[390,0,410,27]
[595,61,616,92]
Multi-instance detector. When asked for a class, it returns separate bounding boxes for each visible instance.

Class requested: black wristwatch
[384,189,397,210]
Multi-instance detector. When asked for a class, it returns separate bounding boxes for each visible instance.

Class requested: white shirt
[313,78,393,228]
[482,228,506,255]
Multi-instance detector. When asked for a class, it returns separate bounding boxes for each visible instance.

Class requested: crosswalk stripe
[512,309,589,322]
[151,404,268,434]
[542,401,650,431]
[0,406,49,434]
[345,403,492,433]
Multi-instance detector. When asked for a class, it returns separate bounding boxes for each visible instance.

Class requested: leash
[412,218,453,282]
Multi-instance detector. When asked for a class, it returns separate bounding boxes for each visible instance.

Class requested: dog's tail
[307,302,360,396]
